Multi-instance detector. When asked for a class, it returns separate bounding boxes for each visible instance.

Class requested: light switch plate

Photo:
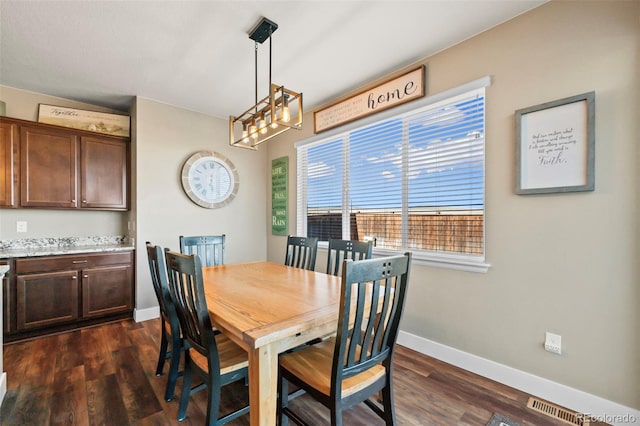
[16,221,27,233]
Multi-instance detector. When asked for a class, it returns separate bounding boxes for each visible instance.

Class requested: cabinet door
[81,136,129,210]
[20,126,78,208]
[16,270,79,330]
[82,265,132,318]
[0,121,19,207]
[2,259,14,333]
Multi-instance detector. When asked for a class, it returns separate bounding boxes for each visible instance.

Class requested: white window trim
[297,76,493,273]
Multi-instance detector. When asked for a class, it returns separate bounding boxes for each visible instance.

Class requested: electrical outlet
[16,221,27,233]
[544,332,562,355]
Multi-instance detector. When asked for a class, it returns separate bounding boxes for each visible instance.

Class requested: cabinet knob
[71,199,76,203]
[82,200,87,203]
[83,275,88,278]
[72,276,77,279]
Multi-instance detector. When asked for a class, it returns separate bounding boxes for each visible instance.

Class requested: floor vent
[527,397,590,425]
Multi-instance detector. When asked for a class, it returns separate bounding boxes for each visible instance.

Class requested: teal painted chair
[145,242,184,402]
[284,236,318,271]
[278,253,412,426]
[165,250,249,425]
[179,235,225,267]
[326,239,373,276]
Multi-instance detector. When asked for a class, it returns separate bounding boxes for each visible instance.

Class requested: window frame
[296,77,492,273]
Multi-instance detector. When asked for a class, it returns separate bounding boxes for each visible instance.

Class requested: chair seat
[190,333,249,375]
[279,337,385,398]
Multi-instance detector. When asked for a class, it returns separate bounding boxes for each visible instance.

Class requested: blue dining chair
[179,234,225,267]
[165,250,250,425]
[145,242,184,402]
[278,252,412,426]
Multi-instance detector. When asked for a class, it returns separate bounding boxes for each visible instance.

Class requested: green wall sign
[271,156,288,235]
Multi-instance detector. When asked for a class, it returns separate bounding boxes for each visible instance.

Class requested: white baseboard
[398,331,640,426]
[133,306,160,323]
[0,371,6,408]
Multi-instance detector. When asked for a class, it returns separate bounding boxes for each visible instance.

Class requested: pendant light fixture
[229,17,303,150]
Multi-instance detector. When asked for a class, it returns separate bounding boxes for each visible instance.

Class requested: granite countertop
[0,236,135,258]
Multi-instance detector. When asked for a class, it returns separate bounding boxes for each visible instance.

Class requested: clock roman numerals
[181,151,238,209]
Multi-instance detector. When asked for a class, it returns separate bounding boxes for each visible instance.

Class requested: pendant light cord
[254,41,258,114]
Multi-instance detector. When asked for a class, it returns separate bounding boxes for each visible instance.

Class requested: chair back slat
[326,239,373,276]
[146,243,180,327]
[284,236,318,271]
[179,235,225,267]
[165,250,220,370]
[332,253,411,388]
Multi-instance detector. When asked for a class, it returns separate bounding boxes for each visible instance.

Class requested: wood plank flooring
[0,318,601,425]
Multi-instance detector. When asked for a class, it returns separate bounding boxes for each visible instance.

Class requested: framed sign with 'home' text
[314,66,425,133]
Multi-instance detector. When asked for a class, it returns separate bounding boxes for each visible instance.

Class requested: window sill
[318,243,491,273]
[372,247,490,273]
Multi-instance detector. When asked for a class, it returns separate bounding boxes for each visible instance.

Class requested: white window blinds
[298,86,487,266]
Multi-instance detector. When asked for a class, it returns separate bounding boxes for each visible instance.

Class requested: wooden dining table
[201,261,342,426]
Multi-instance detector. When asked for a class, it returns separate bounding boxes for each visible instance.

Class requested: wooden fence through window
[307,213,483,255]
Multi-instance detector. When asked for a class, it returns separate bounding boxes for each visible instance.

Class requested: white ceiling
[0,1,545,120]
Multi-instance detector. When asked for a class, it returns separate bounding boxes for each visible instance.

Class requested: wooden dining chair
[278,252,412,426]
[326,238,373,276]
[165,250,249,425]
[284,235,318,271]
[179,234,225,267]
[145,242,184,402]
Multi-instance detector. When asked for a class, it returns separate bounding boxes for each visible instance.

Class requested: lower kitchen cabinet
[82,265,132,318]
[17,270,79,330]
[4,250,134,341]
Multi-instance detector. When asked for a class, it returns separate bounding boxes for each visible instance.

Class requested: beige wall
[133,97,267,310]
[266,1,640,408]
[0,85,128,239]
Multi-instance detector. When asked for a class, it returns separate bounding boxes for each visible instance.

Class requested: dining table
[201,260,342,426]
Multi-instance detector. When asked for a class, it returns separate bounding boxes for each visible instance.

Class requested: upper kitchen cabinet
[0,121,19,207]
[80,136,128,210]
[20,124,79,208]
[1,117,130,211]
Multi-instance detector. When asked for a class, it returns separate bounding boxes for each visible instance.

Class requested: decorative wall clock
[181,150,239,208]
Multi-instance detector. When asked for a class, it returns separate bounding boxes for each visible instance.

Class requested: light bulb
[281,105,291,123]
[258,114,267,134]
[249,122,258,139]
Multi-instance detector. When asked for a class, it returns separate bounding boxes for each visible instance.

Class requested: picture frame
[314,66,425,134]
[38,104,130,137]
[271,156,288,236]
[515,92,595,195]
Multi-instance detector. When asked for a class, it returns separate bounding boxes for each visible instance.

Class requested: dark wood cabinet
[82,264,132,317]
[0,117,129,211]
[20,125,79,208]
[5,251,134,341]
[16,270,79,330]
[81,136,128,209]
[1,258,14,334]
[0,121,19,207]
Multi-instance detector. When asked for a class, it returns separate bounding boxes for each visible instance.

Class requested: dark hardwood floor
[0,318,597,425]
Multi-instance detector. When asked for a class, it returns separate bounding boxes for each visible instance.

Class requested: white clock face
[181,151,239,208]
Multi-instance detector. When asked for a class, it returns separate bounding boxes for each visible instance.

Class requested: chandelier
[229,17,303,150]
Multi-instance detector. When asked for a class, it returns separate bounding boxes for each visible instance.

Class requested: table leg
[248,344,278,426]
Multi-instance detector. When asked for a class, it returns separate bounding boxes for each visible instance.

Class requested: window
[297,80,490,272]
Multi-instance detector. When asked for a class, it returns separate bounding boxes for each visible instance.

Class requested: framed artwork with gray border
[515,91,595,194]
